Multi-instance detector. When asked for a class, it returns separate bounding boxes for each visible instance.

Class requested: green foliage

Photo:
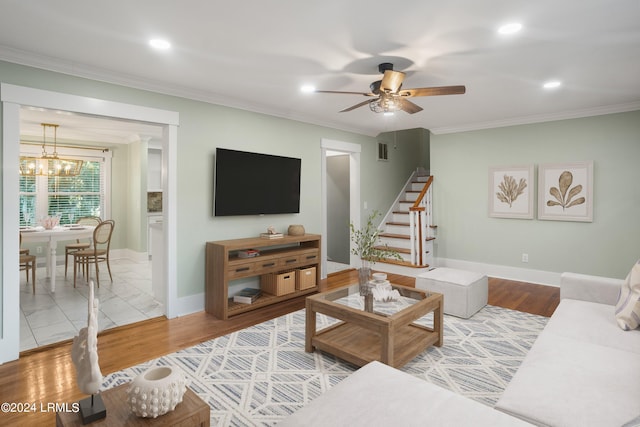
[350,210,402,264]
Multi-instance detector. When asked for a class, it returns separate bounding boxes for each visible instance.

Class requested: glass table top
[316,283,431,316]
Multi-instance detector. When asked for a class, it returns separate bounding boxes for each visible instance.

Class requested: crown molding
[430,101,640,135]
[3,45,637,138]
[0,46,374,136]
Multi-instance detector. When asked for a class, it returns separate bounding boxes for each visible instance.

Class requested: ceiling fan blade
[339,99,375,112]
[399,85,466,97]
[380,70,405,93]
[315,90,376,97]
[396,98,423,114]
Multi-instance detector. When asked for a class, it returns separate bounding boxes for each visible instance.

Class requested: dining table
[20,225,96,292]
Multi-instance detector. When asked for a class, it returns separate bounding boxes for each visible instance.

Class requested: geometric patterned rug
[102,305,548,426]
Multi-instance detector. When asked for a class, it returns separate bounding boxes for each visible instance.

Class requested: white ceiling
[1,0,639,142]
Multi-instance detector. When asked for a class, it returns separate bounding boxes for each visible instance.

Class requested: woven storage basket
[296,267,316,290]
[260,270,296,296]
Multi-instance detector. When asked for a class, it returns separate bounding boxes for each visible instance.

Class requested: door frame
[1,83,179,364]
[320,138,361,278]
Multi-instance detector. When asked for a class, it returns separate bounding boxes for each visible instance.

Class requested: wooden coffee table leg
[381,325,394,366]
[305,299,316,352]
[435,298,444,347]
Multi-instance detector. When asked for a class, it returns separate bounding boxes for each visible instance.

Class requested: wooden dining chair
[19,233,37,293]
[72,220,115,288]
[65,216,102,277]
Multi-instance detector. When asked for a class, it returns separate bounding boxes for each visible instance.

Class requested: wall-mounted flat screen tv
[214,148,301,216]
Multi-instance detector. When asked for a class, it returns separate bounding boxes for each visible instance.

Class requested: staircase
[375,170,435,269]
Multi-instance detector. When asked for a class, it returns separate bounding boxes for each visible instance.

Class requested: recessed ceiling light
[498,22,523,35]
[300,85,316,93]
[149,39,171,50]
[543,80,562,89]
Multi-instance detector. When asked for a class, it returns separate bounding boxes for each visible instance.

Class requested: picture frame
[488,165,534,219]
[538,161,593,222]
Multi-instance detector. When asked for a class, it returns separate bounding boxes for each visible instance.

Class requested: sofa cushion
[279,361,531,426]
[546,299,640,354]
[496,330,640,427]
[615,260,640,331]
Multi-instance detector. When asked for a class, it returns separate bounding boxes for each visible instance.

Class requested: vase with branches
[350,210,401,295]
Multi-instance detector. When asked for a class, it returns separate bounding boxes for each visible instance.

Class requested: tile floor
[19,260,347,352]
[19,258,163,352]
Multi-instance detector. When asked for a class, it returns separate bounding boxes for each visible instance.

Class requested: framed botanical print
[538,161,593,222]
[489,165,534,219]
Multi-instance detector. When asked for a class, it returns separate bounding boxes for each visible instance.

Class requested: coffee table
[305,283,443,368]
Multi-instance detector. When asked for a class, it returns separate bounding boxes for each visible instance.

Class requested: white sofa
[496,272,640,427]
[279,361,532,426]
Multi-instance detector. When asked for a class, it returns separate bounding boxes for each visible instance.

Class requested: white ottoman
[415,268,488,318]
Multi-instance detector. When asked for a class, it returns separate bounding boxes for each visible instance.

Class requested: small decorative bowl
[372,273,387,282]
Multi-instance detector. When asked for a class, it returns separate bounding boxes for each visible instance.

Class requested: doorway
[321,139,361,278]
[1,83,179,363]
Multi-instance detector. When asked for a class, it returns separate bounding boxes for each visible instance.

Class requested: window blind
[19,147,109,226]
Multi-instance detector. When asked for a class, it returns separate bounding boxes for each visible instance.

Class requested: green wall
[431,110,640,279]
[1,60,421,304]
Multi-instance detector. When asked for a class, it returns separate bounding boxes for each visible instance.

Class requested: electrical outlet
[521,253,529,263]
[36,246,43,254]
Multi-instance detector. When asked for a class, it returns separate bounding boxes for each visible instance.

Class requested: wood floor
[0,269,559,425]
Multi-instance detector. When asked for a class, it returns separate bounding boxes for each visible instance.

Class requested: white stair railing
[409,175,433,266]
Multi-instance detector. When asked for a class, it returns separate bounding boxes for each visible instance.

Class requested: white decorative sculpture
[127,366,186,418]
[71,280,106,422]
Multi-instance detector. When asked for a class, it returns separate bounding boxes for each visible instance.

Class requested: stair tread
[377,258,430,268]
[380,233,436,241]
[386,221,410,226]
[373,245,411,254]
[379,232,410,239]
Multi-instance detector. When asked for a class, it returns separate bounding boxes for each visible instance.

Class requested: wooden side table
[56,384,210,426]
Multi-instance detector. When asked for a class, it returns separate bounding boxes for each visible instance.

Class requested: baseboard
[172,293,205,318]
[435,258,561,287]
[111,248,148,263]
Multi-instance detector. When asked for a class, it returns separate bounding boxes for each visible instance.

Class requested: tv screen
[214,148,301,216]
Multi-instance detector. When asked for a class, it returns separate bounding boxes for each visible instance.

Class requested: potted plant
[350,210,401,295]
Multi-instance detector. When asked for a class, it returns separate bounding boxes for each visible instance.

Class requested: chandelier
[19,123,83,177]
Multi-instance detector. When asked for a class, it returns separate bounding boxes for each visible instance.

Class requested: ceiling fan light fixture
[369,97,400,114]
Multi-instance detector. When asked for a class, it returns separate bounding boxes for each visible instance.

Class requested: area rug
[102,305,548,426]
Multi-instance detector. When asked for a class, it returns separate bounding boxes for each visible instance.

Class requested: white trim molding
[435,257,561,287]
[320,138,361,279]
[1,83,179,364]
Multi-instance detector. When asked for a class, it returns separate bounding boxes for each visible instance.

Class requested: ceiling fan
[315,62,465,114]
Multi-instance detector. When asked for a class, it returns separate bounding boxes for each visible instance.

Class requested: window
[19,146,111,226]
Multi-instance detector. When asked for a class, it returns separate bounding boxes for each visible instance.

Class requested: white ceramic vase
[127,366,186,418]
